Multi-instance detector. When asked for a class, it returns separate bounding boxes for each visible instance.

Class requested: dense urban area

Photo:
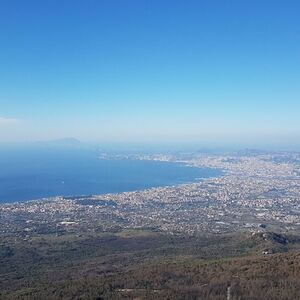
[2,150,300,238]
[2,150,300,300]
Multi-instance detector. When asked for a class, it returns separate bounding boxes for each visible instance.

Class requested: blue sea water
[0,146,221,203]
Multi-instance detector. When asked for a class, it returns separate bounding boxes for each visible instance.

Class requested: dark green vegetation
[1,229,300,299]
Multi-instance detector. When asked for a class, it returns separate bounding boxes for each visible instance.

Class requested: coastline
[0,157,223,205]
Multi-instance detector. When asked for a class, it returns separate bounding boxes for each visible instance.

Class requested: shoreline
[0,158,223,205]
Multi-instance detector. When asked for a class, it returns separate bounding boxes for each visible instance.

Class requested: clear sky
[0,0,299,148]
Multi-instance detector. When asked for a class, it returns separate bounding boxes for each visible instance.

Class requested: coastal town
[1,151,300,239]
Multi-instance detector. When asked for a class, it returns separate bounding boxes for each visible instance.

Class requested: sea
[0,146,222,204]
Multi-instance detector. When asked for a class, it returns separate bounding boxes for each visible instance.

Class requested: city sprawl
[1,151,300,239]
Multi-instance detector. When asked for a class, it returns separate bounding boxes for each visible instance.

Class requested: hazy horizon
[1,136,300,153]
[1,1,300,147]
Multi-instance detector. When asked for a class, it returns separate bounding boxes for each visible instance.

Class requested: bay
[0,147,221,203]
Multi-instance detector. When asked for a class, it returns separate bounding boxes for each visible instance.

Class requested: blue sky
[0,0,299,148]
